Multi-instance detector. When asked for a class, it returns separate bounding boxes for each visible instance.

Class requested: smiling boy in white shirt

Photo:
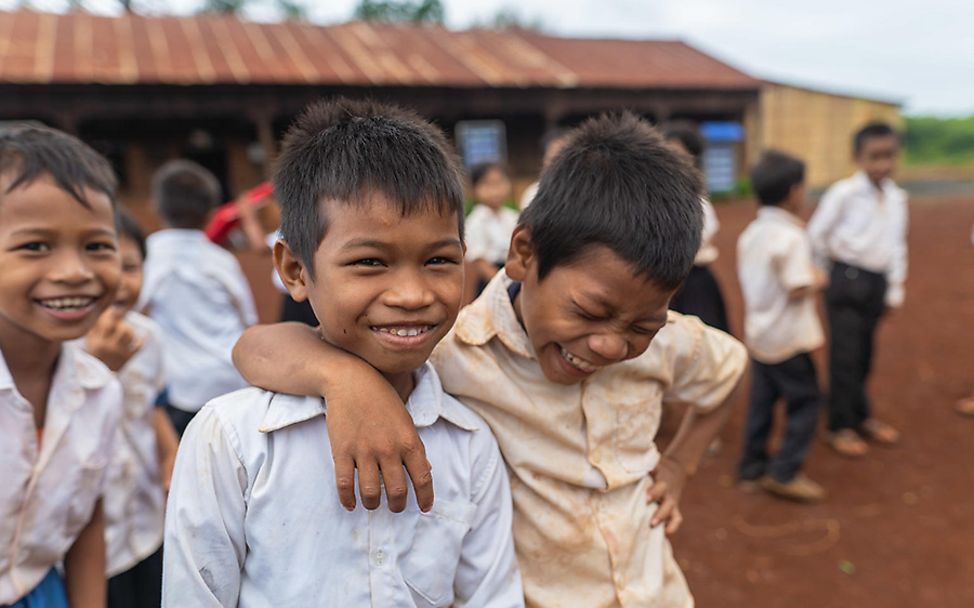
[163,99,522,607]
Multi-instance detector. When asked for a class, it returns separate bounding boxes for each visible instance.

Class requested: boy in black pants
[738,151,827,502]
[808,123,908,457]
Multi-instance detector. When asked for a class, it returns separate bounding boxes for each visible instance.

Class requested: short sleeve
[776,232,817,292]
[661,314,747,412]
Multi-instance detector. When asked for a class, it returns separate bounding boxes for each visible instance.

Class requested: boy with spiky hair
[234,112,748,607]
[163,99,523,607]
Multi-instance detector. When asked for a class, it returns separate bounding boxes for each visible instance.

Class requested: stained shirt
[807,171,909,307]
[737,207,825,364]
[102,312,168,576]
[430,272,748,608]
[0,344,121,604]
[163,363,523,608]
[465,205,520,265]
[139,229,257,411]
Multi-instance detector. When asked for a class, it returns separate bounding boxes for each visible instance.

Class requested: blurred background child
[464,161,518,297]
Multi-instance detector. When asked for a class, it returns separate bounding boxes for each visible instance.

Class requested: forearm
[153,407,179,491]
[64,500,106,608]
[664,375,745,475]
[232,322,376,397]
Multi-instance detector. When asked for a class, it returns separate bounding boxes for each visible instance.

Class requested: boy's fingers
[646,480,668,504]
[666,508,684,535]
[333,455,357,511]
[379,456,409,514]
[357,458,382,511]
[403,442,434,513]
[651,497,675,528]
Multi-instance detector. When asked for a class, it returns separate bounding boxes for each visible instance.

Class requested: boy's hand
[647,455,688,534]
[84,309,143,372]
[326,365,434,513]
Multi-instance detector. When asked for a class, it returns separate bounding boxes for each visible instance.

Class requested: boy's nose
[383,277,435,310]
[49,251,96,284]
[587,332,629,363]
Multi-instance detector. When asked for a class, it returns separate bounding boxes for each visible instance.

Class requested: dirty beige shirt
[431,273,747,608]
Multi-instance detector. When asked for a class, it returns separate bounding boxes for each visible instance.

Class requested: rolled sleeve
[662,316,748,412]
[163,408,248,608]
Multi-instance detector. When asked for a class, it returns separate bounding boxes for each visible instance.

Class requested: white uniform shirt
[464,205,520,265]
[807,171,909,307]
[0,345,121,604]
[695,198,720,266]
[163,363,523,608]
[102,312,167,577]
[139,229,258,412]
[738,207,825,364]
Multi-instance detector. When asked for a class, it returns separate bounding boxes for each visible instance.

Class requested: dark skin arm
[64,500,106,608]
[232,323,433,512]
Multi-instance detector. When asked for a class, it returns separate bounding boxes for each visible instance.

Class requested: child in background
[234,113,748,607]
[663,121,731,335]
[164,99,523,606]
[519,128,571,210]
[737,151,827,503]
[465,162,518,294]
[808,122,908,457]
[0,126,123,608]
[139,160,258,436]
[83,210,179,607]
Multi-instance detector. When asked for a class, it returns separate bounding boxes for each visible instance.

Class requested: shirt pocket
[401,497,476,607]
[64,458,107,538]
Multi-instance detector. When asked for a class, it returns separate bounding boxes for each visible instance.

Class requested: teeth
[560,347,600,373]
[373,326,432,337]
[40,297,94,310]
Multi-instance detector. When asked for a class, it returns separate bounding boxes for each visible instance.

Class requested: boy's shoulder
[201,386,322,438]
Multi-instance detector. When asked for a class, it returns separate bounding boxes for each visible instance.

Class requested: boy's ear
[505,225,535,282]
[273,239,310,303]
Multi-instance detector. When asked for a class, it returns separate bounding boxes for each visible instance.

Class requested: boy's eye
[632,326,659,337]
[575,308,602,322]
[18,242,50,252]
[86,241,117,253]
[427,256,459,266]
[352,258,385,267]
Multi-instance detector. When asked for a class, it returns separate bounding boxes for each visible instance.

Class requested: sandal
[827,429,869,458]
[860,418,900,446]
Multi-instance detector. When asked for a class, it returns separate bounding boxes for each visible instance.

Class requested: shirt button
[374,550,385,566]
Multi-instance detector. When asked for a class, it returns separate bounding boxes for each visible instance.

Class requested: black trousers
[165,404,197,438]
[107,545,162,608]
[739,353,822,482]
[669,264,730,334]
[824,261,887,432]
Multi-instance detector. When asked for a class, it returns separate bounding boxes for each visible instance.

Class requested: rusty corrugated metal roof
[0,10,761,90]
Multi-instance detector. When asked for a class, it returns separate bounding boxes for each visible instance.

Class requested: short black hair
[853,121,899,155]
[469,161,506,188]
[662,121,704,164]
[520,112,703,290]
[0,124,118,209]
[151,160,221,229]
[750,150,806,207]
[116,208,147,260]
[274,97,464,272]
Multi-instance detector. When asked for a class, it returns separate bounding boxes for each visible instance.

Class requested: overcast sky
[7,0,972,116]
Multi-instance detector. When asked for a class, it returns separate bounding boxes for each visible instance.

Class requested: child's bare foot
[761,474,827,503]
[827,429,869,458]
[860,418,900,446]
[955,396,974,417]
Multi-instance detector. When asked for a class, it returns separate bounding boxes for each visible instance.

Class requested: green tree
[353,0,444,23]
[200,0,247,14]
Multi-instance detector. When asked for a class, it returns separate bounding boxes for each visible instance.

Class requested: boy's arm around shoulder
[163,407,247,608]
[453,418,524,607]
[232,322,434,513]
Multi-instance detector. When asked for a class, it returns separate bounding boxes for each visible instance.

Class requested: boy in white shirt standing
[163,99,522,607]
[808,123,908,457]
[139,160,258,435]
[738,151,827,502]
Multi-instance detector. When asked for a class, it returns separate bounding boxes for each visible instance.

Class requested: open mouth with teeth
[35,296,99,321]
[370,324,438,348]
[559,346,602,375]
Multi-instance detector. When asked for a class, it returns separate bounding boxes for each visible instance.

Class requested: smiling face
[506,227,674,385]
[275,193,464,397]
[857,134,899,186]
[111,234,144,315]
[0,174,121,353]
[473,166,511,210]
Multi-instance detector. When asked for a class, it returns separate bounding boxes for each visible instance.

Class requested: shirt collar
[258,362,479,433]
[852,170,897,198]
[453,271,536,360]
[0,343,111,393]
[757,205,805,227]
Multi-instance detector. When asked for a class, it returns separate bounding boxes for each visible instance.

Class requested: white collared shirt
[738,207,825,364]
[103,312,167,576]
[139,229,258,411]
[163,363,523,608]
[807,171,909,307]
[0,344,121,604]
[695,198,720,266]
[465,205,520,265]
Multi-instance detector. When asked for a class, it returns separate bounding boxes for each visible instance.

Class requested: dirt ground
[236,194,974,607]
[669,194,974,608]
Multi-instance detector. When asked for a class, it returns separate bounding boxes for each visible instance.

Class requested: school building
[0,9,901,209]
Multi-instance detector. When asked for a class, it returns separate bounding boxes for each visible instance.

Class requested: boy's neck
[383,370,417,403]
[0,329,61,426]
